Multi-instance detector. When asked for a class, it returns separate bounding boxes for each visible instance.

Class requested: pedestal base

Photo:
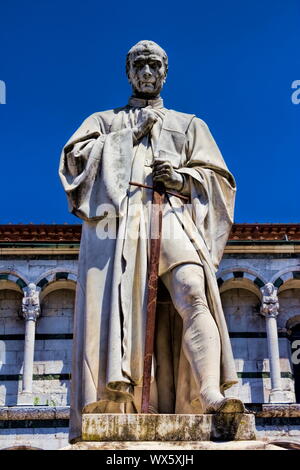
[17,392,33,406]
[62,440,283,451]
[269,390,294,403]
[82,413,256,442]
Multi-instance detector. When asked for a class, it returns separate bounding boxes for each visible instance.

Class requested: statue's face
[128,51,166,96]
[27,284,35,296]
[266,284,273,294]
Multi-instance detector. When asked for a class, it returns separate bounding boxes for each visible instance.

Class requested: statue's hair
[27,283,36,291]
[126,40,168,78]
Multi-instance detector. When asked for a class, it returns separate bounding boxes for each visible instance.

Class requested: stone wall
[1,247,300,448]
[0,258,76,449]
[221,287,295,404]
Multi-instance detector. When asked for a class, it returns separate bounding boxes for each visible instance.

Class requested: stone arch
[271,267,300,292]
[217,267,266,299]
[286,315,300,331]
[0,269,29,292]
[39,279,76,302]
[276,281,300,330]
[36,269,77,302]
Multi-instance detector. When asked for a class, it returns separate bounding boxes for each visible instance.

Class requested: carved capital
[260,283,280,318]
[21,283,40,322]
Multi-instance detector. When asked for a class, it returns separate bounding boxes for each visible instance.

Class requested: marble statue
[260,283,280,317]
[21,283,40,321]
[59,40,244,442]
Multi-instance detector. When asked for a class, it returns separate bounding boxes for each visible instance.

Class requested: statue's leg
[161,263,244,413]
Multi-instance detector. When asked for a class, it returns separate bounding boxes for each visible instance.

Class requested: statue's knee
[183,280,207,307]
[176,290,210,321]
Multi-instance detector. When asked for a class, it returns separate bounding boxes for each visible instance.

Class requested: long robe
[59,97,238,442]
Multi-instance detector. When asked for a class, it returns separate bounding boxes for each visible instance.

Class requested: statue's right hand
[133,108,158,144]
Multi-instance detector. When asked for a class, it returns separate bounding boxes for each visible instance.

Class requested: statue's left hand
[152,160,184,192]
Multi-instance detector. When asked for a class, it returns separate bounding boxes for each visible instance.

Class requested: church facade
[0,223,300,449]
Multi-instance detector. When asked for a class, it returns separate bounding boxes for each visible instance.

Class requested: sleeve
[59,114,106,219]
[59,112,135,221]
[178,117,237,269]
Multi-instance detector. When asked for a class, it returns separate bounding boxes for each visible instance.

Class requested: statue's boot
[199,386,245,414]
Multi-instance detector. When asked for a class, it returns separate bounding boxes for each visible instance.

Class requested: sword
[129,180,188,413]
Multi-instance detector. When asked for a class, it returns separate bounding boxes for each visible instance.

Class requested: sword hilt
[129,181,189,202]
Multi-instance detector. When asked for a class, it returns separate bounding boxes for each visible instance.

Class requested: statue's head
[27,283,36,296]
[126,40,168,98]
[264,283,275,295]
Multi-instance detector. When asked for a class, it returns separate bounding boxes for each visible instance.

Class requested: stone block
[17,392,34,406]
[246,379,266,403]
[259,404,300,417]
[55,407,70,419]
[82,413,256,442]
[5,340,24,352]
[62,440,286,450]
[36,317,70,334]
[43,360,68,375]
[5,393,19,406]
[247,339,268,360]
[32,381,45,394]
[4,318,24,334]
[43,379,68,393]
[44,339,70,351]
[289,404,300,416]
[230,338,248,359]
[269,389,294,404]
[279,358,293,373]
[0,350,17,364]
[4,406,55,420]
[33,350,69,361]
[0,407,9,419]
[33,364,45,375]
[42,392,69,406]
[0,364,21,375]
[29,260,58,267]
[34,340,45,351]
[16,351,25,363]
[257,425,289,438]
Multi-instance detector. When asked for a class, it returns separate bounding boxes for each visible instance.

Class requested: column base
[268,390,294,404]
[82,413,257,442]
[17,392,33,406]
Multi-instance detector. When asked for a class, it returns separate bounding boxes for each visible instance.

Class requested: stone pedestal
[82,413,256,442]
[62,440,284,450]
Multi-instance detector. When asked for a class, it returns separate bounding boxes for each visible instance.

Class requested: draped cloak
[59,97,238,442]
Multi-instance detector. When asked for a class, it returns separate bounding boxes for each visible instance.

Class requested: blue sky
[0,0,299,224]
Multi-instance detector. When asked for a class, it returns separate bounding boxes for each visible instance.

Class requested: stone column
[260,283,291,403]
[18,283,40,405]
